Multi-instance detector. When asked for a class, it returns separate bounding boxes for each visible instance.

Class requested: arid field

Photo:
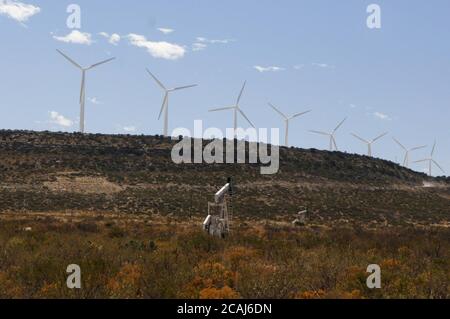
[0,131,449,299]
[0,211,449,299]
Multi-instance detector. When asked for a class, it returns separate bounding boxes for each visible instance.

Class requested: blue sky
[0,0,449,176]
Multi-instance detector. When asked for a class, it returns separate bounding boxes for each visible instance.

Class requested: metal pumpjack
[203,178,234,238]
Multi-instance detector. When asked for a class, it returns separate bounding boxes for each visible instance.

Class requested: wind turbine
[392,137,427,168]
[310,118,347,151]
[56,49,115,133]
[209,81,255,136]
[414,141,445,176]
[351,132,388,157]
[268,103,311,147]
[146,69,197,137]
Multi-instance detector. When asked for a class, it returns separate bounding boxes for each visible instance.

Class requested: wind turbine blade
[432,160,445,174]
[172,84,198,91]
[310,130,330,136]
[333,118,347,133]
[392,137,407,151]
[87,57,116,70]
[146,69,166,91]
[290,110,312,120]
[351,133,369,144]
[414,159,429,164]
[236,81,247,105]
[431,141,437,157]
[410,145,427,151]
[158,93,168,120]
[238,109,255,128]
[56,49,82,69]
[372,132,388,143]
[209,106,235,112]
[268,103,287,119]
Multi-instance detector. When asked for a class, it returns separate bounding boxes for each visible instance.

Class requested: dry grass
[0,211,448,299]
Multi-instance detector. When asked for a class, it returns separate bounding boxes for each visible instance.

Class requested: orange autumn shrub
[0,271,24,298]
[180,262,237,299]
[195,262,236,288]
[107,263,143,298]
[342,265,368,293]
[378,258,419,298]
[296,289,326,299]
[397,246,413,258]
[223,246,258,271]
[326,289,363,299]
[36,282,62,299]
[199,286,241,299]
[381,258,401,269]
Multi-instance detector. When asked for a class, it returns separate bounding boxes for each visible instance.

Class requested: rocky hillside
[0,130,449,225]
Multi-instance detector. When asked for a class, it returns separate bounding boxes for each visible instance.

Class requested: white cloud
[294,64,305,70]
[49,111,73,128]
[99,32,121,45]
[312,63,335,69]
[127,33,185,60]
[88,97,102,105]
[123,126,137,133]
[373,112,392,121]
[192,37,234,53]
[109,33,121,45]
[192,43,207,52]
[158,28,174,35]
[254,65,285,73]
[0,0,40,23]
[196,37,234,44]
[53,30,93,45]
[350,104,357,109]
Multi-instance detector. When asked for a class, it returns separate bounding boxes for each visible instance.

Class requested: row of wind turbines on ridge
[56,50,445,176]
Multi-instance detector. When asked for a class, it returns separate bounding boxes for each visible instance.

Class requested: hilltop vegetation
[0,130,449,226]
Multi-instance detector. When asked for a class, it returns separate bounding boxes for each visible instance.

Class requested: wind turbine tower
[209,81,255,137]
[146,69,197,137]
[392,137,427,168]
[351,132,388,157]
[414,141,445,176]
[57,49,115,133]
[268,103,311,147]
[310,118,347,151]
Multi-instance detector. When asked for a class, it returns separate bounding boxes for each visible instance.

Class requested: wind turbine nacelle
[215,183,230,203]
